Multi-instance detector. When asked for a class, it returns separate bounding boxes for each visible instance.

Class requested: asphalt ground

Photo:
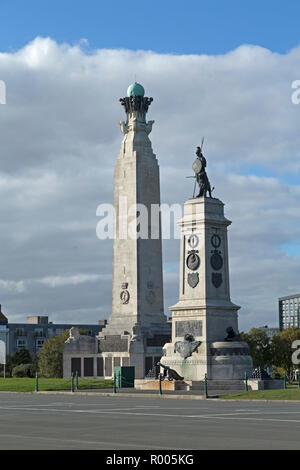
[0,393,300,450]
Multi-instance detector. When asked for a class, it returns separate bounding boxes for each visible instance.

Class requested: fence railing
[33,372,290,395]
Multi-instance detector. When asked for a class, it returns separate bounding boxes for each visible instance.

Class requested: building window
[97,357,103,377]
[15,328,26,337]
[34,328,44,337]
[36,339,45,350]
[16,339,27,349]
[71,358,81,377]
[84,358,94,377]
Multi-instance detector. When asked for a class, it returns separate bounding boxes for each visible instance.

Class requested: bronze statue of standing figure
[192,143,213,198]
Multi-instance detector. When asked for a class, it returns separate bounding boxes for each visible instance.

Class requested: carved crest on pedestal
[174,334,201,359]
[120,290,130,304]
[212,272,222,288]
[187,272,199,288]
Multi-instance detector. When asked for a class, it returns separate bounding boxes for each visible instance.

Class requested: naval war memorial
[63,82,283,392]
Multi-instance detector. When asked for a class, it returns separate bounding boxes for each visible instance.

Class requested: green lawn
[219,387,300,400]
[0,377,113,393]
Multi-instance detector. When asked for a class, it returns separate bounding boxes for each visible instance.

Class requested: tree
[270,327,300,381]
[11,348,32,366]
[38,330,69,378]
[240,328,271,368]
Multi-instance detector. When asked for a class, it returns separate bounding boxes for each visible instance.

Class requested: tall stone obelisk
[63,84,170,381]
[102,82,169,338]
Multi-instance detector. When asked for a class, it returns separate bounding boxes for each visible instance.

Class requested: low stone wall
[248,379,284,390]
[135,378,285,392]
[134,379,186,391]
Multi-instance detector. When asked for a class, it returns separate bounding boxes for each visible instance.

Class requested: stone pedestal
[160,197,253,381]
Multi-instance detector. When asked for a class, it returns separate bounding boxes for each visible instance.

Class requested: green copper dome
[127,82,145,97]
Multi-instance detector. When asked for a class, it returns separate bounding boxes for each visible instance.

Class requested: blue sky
[1,0,300,55]
[0,2,299,329]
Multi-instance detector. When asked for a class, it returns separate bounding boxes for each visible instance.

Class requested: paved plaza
[0,393,300,450]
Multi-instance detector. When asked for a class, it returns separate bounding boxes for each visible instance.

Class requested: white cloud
[0,273,109,292]
[38,273,108,288]
[0,37,299,330]
[0,279,26,293]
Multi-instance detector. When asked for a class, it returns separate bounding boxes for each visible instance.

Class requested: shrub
[271,366,285,379]
[12,363,36,378]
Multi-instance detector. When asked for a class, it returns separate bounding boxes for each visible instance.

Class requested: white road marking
[2,405,300,425]
[0,405,160,413]
[235,409,260,412]
[135,405,160,408]
[0,404,208,412]
[0,433,178,450]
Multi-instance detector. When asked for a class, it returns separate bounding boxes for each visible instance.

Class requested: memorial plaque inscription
[175,320,202,337]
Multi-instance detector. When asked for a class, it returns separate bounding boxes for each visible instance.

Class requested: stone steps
[172,380,246,391]
[206,390,243,396]
[135,379,248,392]
[188,380,246,391]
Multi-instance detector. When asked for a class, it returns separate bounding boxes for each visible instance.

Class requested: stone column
[160,197,252,381]
[101,84,169,338]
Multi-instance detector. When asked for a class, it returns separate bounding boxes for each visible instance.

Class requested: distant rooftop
[27,315,48,324]
[0,304,8,325]
[279,293,300,301]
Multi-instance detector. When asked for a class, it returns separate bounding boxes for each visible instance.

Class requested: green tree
[11,348,32,366]
[240,328,271,368]
[270,327,300,381]
[38,330,69,378]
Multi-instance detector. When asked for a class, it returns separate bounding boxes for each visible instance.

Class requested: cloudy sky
[0,1,299,331]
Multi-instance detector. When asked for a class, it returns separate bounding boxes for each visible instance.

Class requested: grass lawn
[0,377,113,393]
[219,387,300,400]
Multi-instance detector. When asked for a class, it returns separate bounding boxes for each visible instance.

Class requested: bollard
[244,371,248,392]
[283,375,287,389]
[204,373,208,398]
[113,373,117,394]
[35,374,38,393]
[71,373,74,393]
[158,373,162,396]
[75,371,79,391]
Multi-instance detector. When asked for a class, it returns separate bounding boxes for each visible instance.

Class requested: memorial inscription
[175,320,202,337]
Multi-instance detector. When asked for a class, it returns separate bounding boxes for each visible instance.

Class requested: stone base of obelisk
[159,339,253,382]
